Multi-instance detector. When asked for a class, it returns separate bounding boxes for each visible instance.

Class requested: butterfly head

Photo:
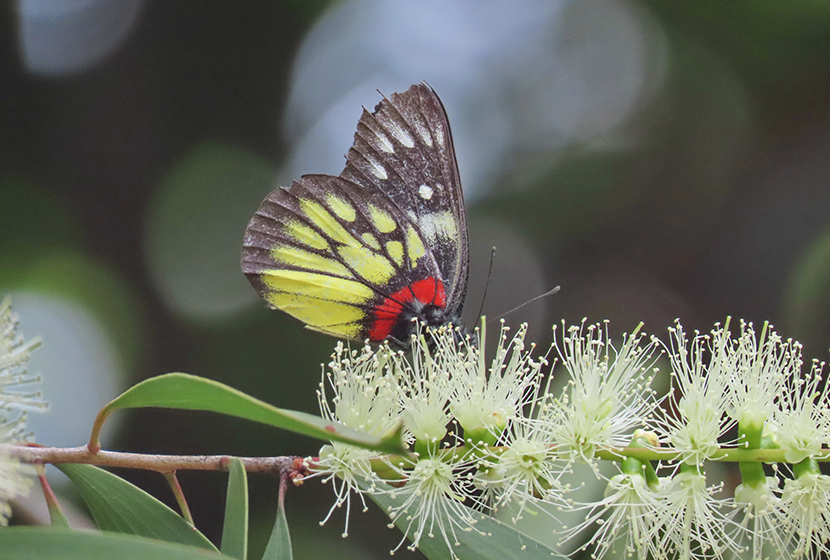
[385,302,464,349]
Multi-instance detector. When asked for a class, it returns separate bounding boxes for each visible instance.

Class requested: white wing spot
[368,157,388,180]
[433,127,445,149]
[415,122,433,147]
[376,132,394,153]
[388,123,415,148]
[418,185,433,200]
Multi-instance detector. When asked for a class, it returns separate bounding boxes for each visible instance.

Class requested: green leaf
[90,373,407,455]
[57,463,216,550]
[221,458,248,560]
[370,491,557,560]
[0,527,235,560]
[261,491,292,560]
[48,505,71,528]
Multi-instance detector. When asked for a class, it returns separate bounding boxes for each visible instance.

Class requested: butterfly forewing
[242,83,469,346]
[341,83,469,318]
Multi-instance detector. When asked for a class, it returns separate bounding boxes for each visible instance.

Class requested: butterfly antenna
[475,246,497,321]
[488,286,561,324]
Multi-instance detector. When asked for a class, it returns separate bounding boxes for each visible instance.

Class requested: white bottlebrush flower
[560,464,663,560]
[440,321,545,440]
[0,418,35,526]
[315,322,554,554]
[774,470,830,559]
[545,320,660,463]
[0,296,46,416]
[734,477,789,560]
[661,321,734,466]
[652,469,744,560]
[483,414,562,523]
[378,450,482,559]
[317,341,401,437]
[0,297,45,525]
[726,321,795,430]
[770,359,830,464]
[315,341,402,535]
[394,326,454,446]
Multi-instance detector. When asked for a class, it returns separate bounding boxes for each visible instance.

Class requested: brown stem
[279,470,288,508]
[9,445,306,476]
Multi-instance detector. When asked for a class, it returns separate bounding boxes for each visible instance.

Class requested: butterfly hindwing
[242,83,468,346]
[341,83,468,319]
[242,173,445,341]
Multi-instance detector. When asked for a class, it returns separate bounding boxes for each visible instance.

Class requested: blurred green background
[3,0,830,557]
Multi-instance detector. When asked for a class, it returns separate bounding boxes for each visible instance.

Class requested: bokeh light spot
[17,0,144,76]
[11,292,122,449]
[145,142,276,322]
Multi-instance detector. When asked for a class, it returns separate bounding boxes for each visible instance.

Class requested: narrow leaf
[370,492,556,560]
[57,463,216,550]
[47,502,71,528]
[221,457,248,560]
[89,373,406,455]
[0,527,235,560]
[261,490,292,560]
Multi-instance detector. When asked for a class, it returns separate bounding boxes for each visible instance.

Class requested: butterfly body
[242,83,468,347]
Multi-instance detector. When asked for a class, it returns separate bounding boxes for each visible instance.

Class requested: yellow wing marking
[299,199,355,245]
[305,322,362,339]
[262,269,373,302]
[261,268,371,337]
[406,225,426,268]
[270,245,351,277]
[325,194,357,222]
[367,204,397,233]
[267,292,363,338]
[286,198,405,288]
[361,233,380,250]
[386,241,404,268]
[284,220,328,251]
[420,211,457,245]
[337,245,395,285]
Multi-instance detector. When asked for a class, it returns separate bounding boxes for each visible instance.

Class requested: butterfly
[241,83,468,348]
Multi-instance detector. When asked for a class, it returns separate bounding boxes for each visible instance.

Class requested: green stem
[34,464,69,528]
[793,457,821,479]
[163,471,194,525]
[737,417,767,489]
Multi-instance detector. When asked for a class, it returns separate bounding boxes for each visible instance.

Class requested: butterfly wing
[242,83,468,344]
[341,83,469,318]
[242,173,445,341]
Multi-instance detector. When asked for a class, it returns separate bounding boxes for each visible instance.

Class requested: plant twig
[9,445,308,478]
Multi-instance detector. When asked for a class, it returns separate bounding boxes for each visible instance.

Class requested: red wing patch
[368,278,447,341]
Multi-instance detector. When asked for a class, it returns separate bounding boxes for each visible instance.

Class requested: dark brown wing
[340,83,469,318]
